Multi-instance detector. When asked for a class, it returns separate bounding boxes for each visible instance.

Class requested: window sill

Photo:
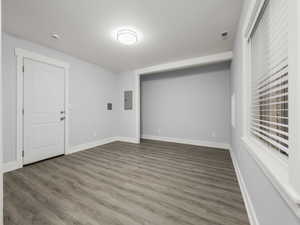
[241,136,300,217]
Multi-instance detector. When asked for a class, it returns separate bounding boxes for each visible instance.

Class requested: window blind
[250,0,289,156]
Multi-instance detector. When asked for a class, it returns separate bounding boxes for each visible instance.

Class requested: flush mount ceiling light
[115,29,139,45]
[51,33,61,40]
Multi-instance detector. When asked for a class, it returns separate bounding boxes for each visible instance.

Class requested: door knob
[60,117,65,121]
[60,110,65,114]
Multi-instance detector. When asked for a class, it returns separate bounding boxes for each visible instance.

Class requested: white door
[23,58,65,165]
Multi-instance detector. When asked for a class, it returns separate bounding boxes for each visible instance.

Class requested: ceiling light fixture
[51,33,61,40]
[116,29,138,45]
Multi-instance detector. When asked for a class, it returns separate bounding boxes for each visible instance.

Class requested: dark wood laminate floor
[4,140,250,225]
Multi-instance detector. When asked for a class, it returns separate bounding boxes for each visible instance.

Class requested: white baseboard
[116,136,140,144]
[142,135,230,150]
[3,136,228,173]
[69,136,140,154]
[3,160,23,173]
[230,150,260,225]
[3,136,138,173]
[69,137,118,154]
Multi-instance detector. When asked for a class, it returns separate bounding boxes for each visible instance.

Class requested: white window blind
[249,0,289,156]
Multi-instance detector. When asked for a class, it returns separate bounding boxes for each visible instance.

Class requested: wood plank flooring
[4,139,250,225]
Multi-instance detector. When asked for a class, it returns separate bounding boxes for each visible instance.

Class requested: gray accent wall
[231,1,300,224]
[2,33,118,163]
[141,63,231,146]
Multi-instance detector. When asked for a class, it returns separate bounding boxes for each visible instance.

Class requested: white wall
[141,63,231,147]
[231,1,300,225]
[115,71,139,142]
[0,0,3,223]
[2,33,118,163]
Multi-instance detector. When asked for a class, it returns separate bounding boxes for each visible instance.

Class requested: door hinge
[22,108,24,115]
[22,150,24,158]
[22,66,25,73]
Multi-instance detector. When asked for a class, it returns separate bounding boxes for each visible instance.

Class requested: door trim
[15,48,70,167]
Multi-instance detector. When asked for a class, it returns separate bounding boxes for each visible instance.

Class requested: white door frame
[15,48,70,167]
[134,51,233,143]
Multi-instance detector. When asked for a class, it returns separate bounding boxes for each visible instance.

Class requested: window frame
[241,0,300,217]
[247,31,289,163]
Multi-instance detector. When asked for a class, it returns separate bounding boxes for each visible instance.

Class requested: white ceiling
[3,0,243,73]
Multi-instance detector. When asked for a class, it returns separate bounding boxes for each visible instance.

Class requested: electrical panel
[124,90,133,110]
